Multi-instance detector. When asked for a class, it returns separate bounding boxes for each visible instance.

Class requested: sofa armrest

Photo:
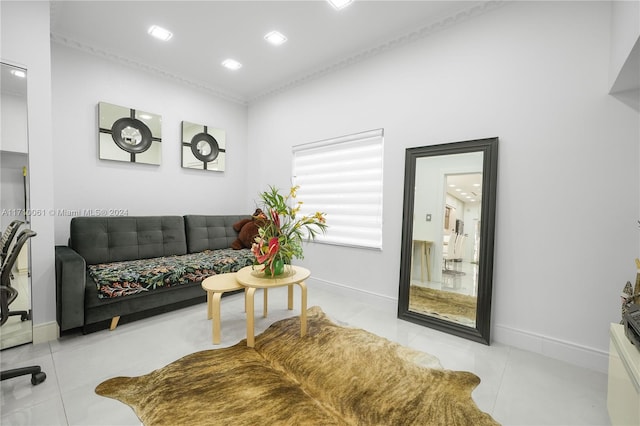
[55,245,86,331]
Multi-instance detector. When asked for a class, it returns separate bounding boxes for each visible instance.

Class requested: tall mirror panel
[398,137,498,344]
[1,62,33,349]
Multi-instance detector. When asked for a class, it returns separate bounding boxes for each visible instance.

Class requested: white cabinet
[608,323,640,425]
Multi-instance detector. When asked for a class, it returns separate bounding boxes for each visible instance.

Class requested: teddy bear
[230,208,267,250]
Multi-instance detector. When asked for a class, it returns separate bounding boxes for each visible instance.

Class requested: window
[292,129,384,249]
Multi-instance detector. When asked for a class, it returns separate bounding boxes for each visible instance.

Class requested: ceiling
[1,62,27,97]
[50,1,488,104]
[446,173,483,205]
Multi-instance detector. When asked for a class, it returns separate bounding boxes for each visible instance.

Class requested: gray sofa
[55,215,253,334]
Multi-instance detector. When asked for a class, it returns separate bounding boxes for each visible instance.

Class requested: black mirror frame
[398,137,498,345]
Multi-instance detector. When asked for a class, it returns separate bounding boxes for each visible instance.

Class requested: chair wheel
[31,372,46,385]
[20,313,29,321]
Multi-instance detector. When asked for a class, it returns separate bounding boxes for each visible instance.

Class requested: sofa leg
[110,316,120,330]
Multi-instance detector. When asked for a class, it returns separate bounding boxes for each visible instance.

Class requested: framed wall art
[181,121,226,172]
[98,102,162,165]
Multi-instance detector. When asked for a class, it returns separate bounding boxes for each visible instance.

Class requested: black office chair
[1,220,23,267]
[0,229,46,385]
[1,229,34,324]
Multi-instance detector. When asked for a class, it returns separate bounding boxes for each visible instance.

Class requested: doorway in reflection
[431,172,482,297]
[408,156,484,328]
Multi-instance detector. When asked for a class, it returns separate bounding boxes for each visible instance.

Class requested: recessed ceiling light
[264,30,287,46]
[222,59,242,70]
[148,25,173,41]
[327,0,354,10]
[10,69,26,78]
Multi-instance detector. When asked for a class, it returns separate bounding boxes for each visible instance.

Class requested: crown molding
[49,33,249,106]
[49,1,504,107]
[248,0,505,103]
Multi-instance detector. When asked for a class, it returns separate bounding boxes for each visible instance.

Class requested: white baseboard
[29,281,608,373]
[493,324,609,373]
[308,277,397,312]
[310,278,610,373]
[33,321,59,344]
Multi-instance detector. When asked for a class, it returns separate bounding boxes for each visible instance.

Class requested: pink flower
[252,237,280,265]
[267,237,280,255]
[270,208,280,229]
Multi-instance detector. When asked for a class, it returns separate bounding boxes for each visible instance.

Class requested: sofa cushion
[88,248,255,299]
[184,215,248,253]
[70,216,187,265]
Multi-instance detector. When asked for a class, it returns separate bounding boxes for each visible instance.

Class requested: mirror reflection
[0,62,33,349]
[181,120,226,172]
[98,101,162,165]
[196,140,212,156]
[121,126,143,146]
[409,153,482,328]
[398,138,498,344]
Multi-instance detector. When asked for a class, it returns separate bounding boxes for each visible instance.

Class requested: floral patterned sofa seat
[55,215,253,334]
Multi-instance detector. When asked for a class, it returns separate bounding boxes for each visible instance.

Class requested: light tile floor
[1,283,611,425]
[1,272,32,350]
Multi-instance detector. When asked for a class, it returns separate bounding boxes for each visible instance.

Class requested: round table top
[201,272,243,292]
[236,265,310,289]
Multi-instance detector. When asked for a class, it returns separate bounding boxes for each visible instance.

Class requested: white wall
[1,92,28,153]
[247,1,640,372]
[51,44,249,245]
[609,0,639,89]
[1,0,56,340]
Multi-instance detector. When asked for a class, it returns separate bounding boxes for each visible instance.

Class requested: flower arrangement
[251,185,327,276]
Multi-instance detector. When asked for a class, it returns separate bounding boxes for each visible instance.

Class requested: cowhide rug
[409,285,477,326]
[95,306,498,426]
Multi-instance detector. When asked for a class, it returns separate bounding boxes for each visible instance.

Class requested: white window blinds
[292,129,383,250]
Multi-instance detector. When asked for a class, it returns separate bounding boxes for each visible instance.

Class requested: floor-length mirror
[398,137,498,344]
[0,62,33,349]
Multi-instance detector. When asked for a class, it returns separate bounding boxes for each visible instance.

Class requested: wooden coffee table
[235,265,311,348]
[201,273,244,344]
